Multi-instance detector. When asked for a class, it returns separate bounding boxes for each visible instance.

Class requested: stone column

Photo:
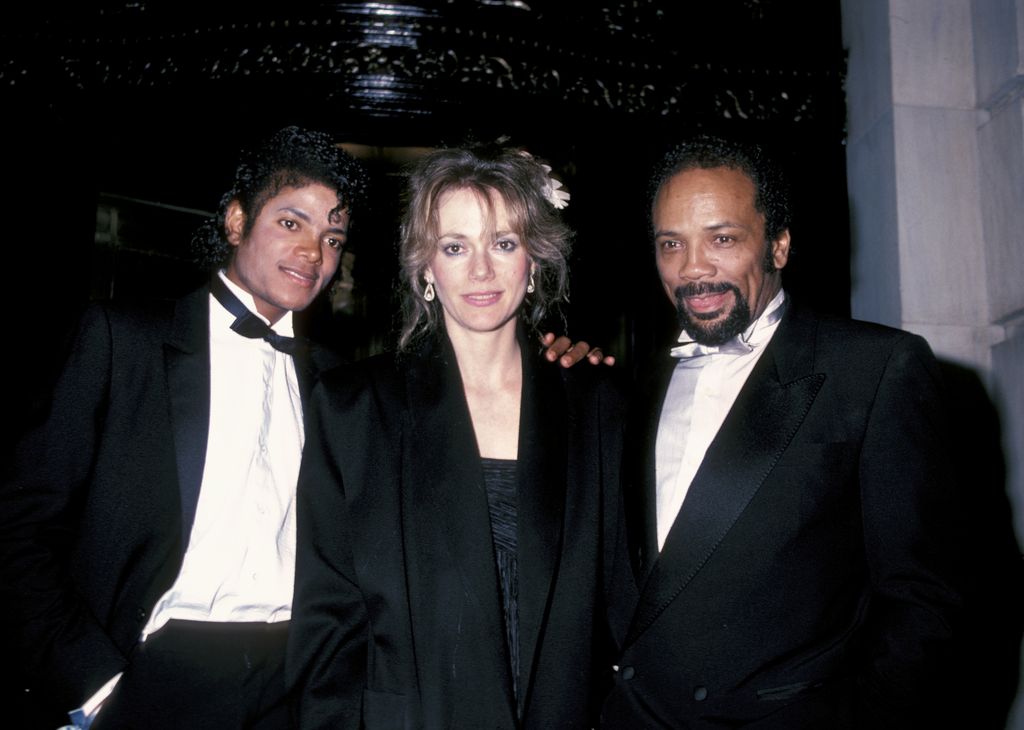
[843,0,1024,726]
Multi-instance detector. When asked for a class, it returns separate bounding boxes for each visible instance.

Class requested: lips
[280,265,318,288]
[684,290,731,314]
[461,291,502,306]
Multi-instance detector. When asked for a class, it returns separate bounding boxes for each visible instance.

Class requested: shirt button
[694,686,708,701]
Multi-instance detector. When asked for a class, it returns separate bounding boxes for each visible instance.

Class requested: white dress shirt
[655,290,787,551]
[142,272,305,636]
[75,273,307,726]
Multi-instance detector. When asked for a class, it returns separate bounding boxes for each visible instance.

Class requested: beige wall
[842,0,1024,726]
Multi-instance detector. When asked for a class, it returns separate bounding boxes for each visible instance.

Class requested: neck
[222,267,287,325]
[749,277,783,323]
[445,320,522,390]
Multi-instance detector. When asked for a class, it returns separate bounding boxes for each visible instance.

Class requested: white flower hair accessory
[540,163,571,210]
[518,150,570,210]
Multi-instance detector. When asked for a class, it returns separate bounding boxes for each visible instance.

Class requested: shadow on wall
[933,359,1024,729]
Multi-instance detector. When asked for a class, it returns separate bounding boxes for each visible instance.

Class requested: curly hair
[191,126,369,270]
[397,145,571,351]
[648,134,791,243]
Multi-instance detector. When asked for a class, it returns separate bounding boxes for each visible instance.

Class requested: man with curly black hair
[0,126,368,729]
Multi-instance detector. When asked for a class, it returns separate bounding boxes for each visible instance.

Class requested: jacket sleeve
[287,373,368,730]
[856,332,964,724]
[0,305,129,709]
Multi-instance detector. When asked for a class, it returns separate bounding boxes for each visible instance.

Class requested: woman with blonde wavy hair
[289,145,630,729]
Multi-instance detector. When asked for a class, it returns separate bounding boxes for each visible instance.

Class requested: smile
[281,266,318,288]
[461,291,502,306]
[685,290,731,314]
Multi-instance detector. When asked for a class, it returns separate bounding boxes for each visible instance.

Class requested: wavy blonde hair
[398,146,571,351]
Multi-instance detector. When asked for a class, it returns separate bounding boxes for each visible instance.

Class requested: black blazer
[288,332,630,729]
[0,285,334,718]
[601,304,962,729]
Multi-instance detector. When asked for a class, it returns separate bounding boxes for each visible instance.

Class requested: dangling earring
[423,281,435,302]
[527,271,536,294]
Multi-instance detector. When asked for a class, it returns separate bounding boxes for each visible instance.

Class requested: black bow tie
[209,276,305,357]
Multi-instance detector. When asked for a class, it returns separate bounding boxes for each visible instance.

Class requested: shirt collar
[214,270,295,338]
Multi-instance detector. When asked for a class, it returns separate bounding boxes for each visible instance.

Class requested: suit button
[621,666,635,680]
[694,686,708,701]
[136,608,147,621]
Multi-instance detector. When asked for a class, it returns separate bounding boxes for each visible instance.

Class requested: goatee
[674,281,752,346]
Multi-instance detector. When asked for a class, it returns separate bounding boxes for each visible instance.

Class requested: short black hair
[648,134,791,242]
[191,126,368,269]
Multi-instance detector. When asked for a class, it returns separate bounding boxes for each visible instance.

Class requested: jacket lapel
[401,336,516,710]
[627,355,677,582]
[628,308,825,643]
[516,346,567,716]
[164,286,211,548]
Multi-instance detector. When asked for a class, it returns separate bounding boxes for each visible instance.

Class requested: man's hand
[541,332,615,368]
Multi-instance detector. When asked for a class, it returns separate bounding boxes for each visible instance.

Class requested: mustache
[673,281,738,302]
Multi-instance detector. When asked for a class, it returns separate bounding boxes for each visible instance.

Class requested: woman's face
[424,187,532,339]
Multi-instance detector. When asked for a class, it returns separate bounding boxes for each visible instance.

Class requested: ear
[770,229,791,270]
[224,200,246,248]
[422,267,434,285]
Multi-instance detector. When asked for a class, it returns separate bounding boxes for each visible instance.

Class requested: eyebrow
[436,230,519,241]
[278,206,348,236]
[654,221,750,237]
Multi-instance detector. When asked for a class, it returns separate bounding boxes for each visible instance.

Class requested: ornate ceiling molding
[3,2,845,131]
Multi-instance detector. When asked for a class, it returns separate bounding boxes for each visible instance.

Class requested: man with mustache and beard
[600,136,962,729]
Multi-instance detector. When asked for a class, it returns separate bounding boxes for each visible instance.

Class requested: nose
[680,243,715,281]
[468,250,494,281]
[295,233,323,265]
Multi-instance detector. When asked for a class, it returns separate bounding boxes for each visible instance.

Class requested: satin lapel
[628,311,825,643]
[630,355,677,583]
[516,348,567,714]
[163,287,211,548]
[401,337,515,706]
[294,339,342,406]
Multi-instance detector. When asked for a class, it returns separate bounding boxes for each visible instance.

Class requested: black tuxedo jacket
[288,332,630,729]
[0,285,335,718]
[601,304,962,729]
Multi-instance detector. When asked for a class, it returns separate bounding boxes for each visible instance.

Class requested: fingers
[559,341,590,368]
[543,334,574,362]
[540,333,614,367]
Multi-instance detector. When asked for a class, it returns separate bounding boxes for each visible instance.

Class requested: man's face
[225,183,349,324]
[652,166,790,345]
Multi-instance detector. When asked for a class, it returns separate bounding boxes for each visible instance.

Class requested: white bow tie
[669,337,755,360]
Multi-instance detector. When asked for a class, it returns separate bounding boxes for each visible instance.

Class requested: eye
[280,218,298,231]
[712,235,736,246]
[659,239,682,251]
[325,236,345,251]
[441,242,464,256]
[495,238,518,252]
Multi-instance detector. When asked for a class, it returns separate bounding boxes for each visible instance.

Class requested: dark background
[2,1,849,371]
[3,4,1022,729]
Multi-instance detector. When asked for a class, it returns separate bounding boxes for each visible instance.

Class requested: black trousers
[91,619,290,730]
